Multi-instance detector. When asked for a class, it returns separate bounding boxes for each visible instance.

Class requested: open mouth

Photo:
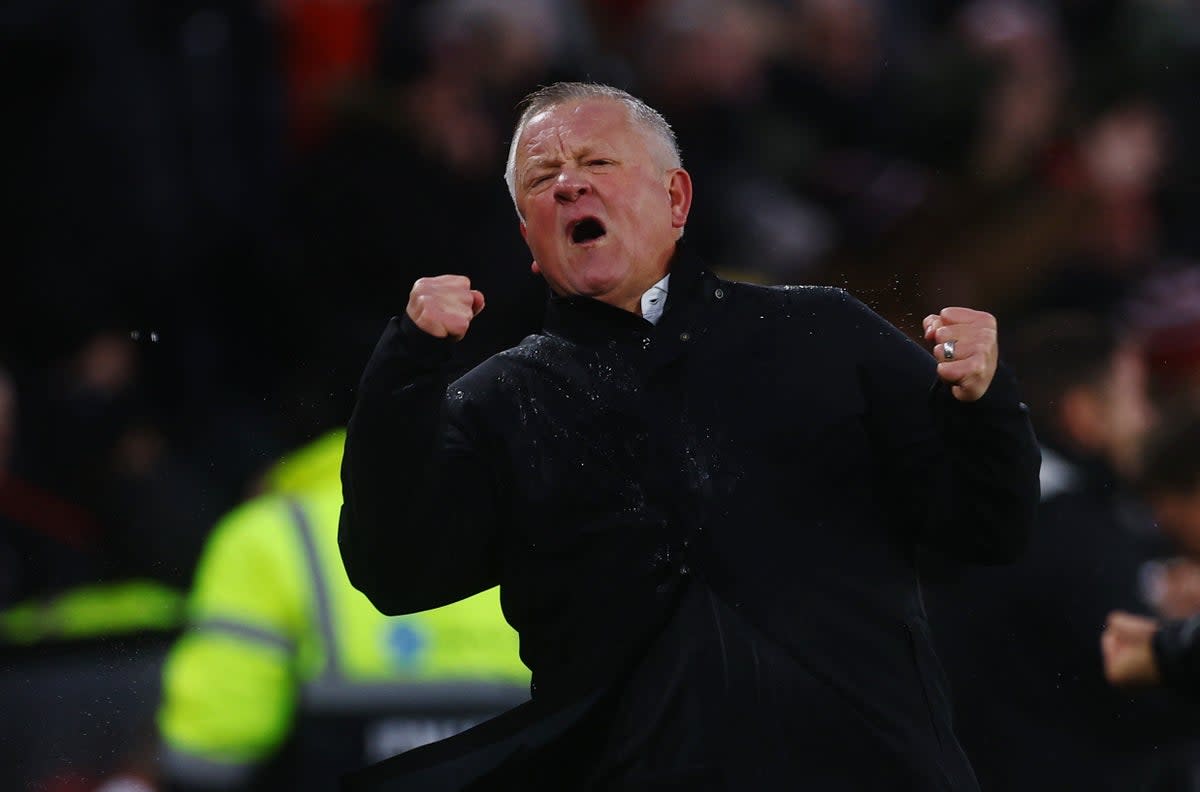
[569,217,607,245]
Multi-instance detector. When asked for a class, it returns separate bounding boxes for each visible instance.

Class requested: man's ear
[668,169,693,231]
[531,260,541,275]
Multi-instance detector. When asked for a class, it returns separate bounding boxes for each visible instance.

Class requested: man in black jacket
[338,82,1040,790]
[1105,410,1200,694]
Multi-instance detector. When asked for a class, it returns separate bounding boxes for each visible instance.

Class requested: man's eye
[587,159,612,167]
[529,174,551,187]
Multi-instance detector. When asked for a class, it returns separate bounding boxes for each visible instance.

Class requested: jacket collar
[541,242,712,350]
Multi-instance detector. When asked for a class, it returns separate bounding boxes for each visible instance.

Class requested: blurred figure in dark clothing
[1105,409,1200,694]
[0,370,14,479]
[634,0,807,277]
[764,0,902,170]
[13,331,220,597]
[0,356,118,607]
[1127,266,1200,410]
[1137,409,1200,569]
[0,0,297,525]
[821,0,1079,327]
[757,0,924,281]
[1016,100,1172,327]
[925,311,1200,791]
[0,367,51,607]
[289,0,568,405]
[1,343,131,605]
[271,0,383,151]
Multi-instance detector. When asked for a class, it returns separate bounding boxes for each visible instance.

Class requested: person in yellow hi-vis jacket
[157,430,530,792]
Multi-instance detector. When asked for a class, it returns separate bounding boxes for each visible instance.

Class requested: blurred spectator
[958,0,1066,187]
[1015,312,1153,483]
[0,367,73,607]
[0,369,14,473]
[1137,409,1200,564]
[16,330,220,594]
[271,0,383,150]
[633,0,811,276]
[1019,99,1172,323]
[153,431,528,792]
[820,0,1082,327]
[0,367,22,603]
[0,351,116,606]
[1127,265,1200,407]
[925,311,1199,791]
[756,0,923,286]
[0,353,191,790]
[287,0,565,407]
[1104,409,1200,696]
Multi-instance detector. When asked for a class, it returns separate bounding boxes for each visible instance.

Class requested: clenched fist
[923,307,999,402]
[407,275,486,341]
[1101,611,1161,687]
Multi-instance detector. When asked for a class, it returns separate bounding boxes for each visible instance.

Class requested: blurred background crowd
[5,0,1200,789]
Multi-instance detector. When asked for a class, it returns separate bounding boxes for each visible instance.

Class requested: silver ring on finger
[943,339,957,361]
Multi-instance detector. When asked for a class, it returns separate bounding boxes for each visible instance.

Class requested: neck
[608,271,666,316]
[544,244,681,315]
[606,247,676,316]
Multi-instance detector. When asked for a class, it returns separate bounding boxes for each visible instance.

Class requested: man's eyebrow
[526,145,609,170]
[524,155,563,171]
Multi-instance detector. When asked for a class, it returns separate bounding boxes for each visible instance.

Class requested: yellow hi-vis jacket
[157,434,529,790]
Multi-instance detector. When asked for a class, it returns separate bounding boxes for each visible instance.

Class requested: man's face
[513,99,691,312]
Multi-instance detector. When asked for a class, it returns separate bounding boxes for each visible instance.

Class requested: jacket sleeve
[846,293,1041,563]
[1153,616,1200,695]
[339,316,503,615]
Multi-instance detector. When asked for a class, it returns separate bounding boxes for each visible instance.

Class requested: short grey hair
[503,82,683,215]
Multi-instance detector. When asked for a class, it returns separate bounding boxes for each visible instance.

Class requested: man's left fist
[922,307,998,402]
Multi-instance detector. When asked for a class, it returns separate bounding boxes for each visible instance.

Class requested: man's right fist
[407,275,486,341]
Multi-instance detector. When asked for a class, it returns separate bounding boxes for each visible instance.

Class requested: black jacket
[1157,615,1200,694]
[339,245,1040,790]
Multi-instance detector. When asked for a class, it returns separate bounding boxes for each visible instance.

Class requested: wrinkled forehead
[516,99,639,166]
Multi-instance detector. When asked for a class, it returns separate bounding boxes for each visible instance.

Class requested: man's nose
[553,169,590,203]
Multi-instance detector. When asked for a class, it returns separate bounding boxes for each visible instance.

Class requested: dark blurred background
[5,0,1200,790]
